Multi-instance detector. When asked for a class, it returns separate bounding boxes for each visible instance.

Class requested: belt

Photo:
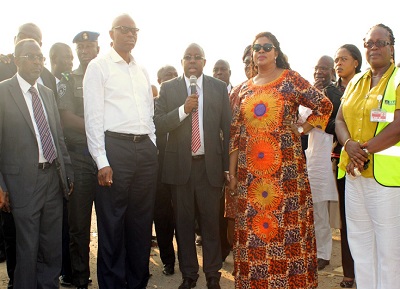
[105,131,148,143]
[38,162,52,169]
[192,155,205,160]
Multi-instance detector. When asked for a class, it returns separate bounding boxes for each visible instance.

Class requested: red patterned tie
[191,92,201,153]
[29,86,57,163]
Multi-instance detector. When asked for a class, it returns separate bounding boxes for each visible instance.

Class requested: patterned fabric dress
[229,70,332,289]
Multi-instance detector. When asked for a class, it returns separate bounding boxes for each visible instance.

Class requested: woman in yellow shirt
[335,24,400,289]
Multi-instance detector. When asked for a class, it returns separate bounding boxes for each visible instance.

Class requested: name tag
[370,109,394,122]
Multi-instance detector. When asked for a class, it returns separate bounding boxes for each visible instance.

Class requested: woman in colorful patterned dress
[228,31,332,289]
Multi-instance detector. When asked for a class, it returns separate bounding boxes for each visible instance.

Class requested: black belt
[105,131,149,143]
[192,155,205,160]
[38,162,52,169]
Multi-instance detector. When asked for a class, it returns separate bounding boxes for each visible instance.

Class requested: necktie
[29,86,57,163]
[191,92,201,153]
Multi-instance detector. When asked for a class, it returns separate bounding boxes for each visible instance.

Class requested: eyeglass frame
[19,54,46,62]
[363,39,391,49]
[252,43,276,53]
[113,26,140,35]
[182,55,204,61]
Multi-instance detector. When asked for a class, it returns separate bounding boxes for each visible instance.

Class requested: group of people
[0,13,398,289]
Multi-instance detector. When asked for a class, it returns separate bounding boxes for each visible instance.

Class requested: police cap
[72,31,100,43]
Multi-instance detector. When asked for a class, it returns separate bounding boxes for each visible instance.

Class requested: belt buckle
[133,135,140,142]
[39,163,45,169]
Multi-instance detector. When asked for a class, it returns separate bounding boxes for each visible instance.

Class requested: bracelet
[229,175,236,179]
[363,148,370,155]
[343,138,351,151]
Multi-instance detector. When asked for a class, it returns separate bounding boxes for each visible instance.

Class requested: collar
[109,48,135,64]
[184,74,204,90]
[16,73,38,94]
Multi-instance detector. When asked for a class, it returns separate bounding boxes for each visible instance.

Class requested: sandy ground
[0,206,349,289]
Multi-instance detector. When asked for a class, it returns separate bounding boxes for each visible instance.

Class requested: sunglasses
[252,43,275,53]
[183,55,204,61]
[113,26,139,35]
[19,54,45,62]
[363,40,391,49]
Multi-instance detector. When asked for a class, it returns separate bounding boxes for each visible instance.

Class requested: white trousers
[313,201,332,260]
[346,176,400,289]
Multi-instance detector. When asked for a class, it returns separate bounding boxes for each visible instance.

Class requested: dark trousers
[67,150,97,286]
[171,158,222,281]
[96,136,157,289]
[13,166,63,289]
[1,211,16,284]
[219,191,231,261]
[61,198,72,278]
[336,172,355,279]
[153,181,175,266]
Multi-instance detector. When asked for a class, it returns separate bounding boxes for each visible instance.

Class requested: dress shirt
[17,73,55,163]
[84,48,156,169]
[227,83,232,94]
[178,74,205,156]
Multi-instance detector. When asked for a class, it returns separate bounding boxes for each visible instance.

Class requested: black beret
[72,31,100,43]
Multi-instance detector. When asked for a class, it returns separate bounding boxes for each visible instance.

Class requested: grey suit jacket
[0,75,73,208]
[154,75,231,187]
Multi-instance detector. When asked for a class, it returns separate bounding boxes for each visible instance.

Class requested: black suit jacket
[154,75,231,187]
[0,75,73,208]
[0,54,57,95]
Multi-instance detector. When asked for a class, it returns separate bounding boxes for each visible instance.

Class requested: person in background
[152,84,158,99]
[154,43,231,289]
[153,64,178,276]
[49,42,73,84]
[335,23,400,289]
[0,22,58,289]
[58,31,100,289]
[228,31,332,289]
[84,14,158,288]
[0,38,73,289]
[331,44,362,288]
[212,59,233,262]
[49,41,74,288]
[306,55,338,271]
[242,45,252,80]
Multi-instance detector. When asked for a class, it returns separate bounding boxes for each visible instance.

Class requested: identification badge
[370,109,387,122]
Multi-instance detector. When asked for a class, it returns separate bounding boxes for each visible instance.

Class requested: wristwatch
[297,126,304,135]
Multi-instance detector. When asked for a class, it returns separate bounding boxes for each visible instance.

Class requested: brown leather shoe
[317,258,330,270]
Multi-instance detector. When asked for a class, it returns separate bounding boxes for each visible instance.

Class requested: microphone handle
[190,85,197,95]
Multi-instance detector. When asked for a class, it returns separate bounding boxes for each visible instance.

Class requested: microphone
[189,75,197,95]
[189,75,198,112]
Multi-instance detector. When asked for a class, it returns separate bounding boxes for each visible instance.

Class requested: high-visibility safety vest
[338,67,400,186]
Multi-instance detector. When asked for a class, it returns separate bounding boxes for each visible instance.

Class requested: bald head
[15,23,42,46]
[111,14,134,29]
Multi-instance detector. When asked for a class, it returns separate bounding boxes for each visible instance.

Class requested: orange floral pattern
[229,70,332,289]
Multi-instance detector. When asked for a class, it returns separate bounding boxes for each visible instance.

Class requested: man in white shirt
[83,14,157,289]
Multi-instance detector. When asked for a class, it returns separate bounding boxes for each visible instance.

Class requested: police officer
[57,31,100,289]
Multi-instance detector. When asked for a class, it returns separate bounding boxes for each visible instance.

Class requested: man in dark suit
[154,43,231,289]
[0,39,73,288]
[0,22,58,289]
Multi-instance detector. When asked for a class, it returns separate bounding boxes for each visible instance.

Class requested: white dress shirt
[83,48,156,169]
[17,73,55,163]
[178,74,205,156]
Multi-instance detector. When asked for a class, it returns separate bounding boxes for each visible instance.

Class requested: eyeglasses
[314,66,333,71]
[183,55,204,61]
[19,54,45,62]
[363,40,391,49]
[252,43,275,53]
[113,26,139,35]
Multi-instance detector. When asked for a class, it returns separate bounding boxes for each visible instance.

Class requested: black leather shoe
[317,258,330,270]
[206,277,221,289]
[0,250,6,263]
[7,279,13,289]
[178,277,196,289]
[162,263,175,275]
[59,275,72,287]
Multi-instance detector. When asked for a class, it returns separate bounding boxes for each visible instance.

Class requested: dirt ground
[0,206,348,289]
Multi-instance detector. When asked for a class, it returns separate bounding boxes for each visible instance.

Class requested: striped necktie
[191,91,201,153]
[29,86,57,163]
